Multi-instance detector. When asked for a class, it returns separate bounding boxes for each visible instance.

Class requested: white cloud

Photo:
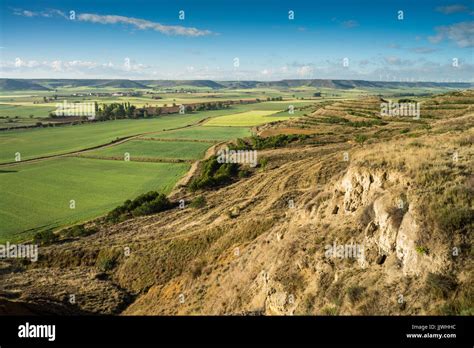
[435,5,470,15]
[409,47,438,54]
[13,8,67,18]
[77,13,213,36]
[13,9,213,37]
[2,57,473,82]
[297,65,314,77]
[429,22,474,47]
[384,56,404,65]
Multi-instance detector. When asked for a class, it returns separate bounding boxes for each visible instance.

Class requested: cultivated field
[0,157,189,242]
[204,110,293,127]
[0,91,311,241]
[82,139,212,161]
[139,126,251,141]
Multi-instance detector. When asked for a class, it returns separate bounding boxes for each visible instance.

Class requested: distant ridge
[0,79,50,91]
[0,78,472,91]
[95,80,149,89]
[138,80,224,89]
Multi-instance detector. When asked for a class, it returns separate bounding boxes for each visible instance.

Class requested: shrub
[437,287,474,315]
[321,306,339,315]
[190,195,206,209]
[95,248,122,271]
[231,134,308,151]
[355,134,368,144]
[258,157,268,169]
[61,225,98,238]
[348,120,386,128]
[106,191,172,223]
[425,273,457,299]
[347,286,365,304]
[238,169,251,178]
[190,157,240,191]
[436,206,473,235]
[415,246,429,255]
[33,230,58,245]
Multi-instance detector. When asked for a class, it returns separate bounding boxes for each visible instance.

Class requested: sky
[0,0,473,81]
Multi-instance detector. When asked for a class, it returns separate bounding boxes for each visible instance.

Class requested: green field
[0,157,189,242]
[0,95,307,242]
[140,126,252,141]
[0,110,229,164]
[204,110,293,127]
[84,140,212,161]
[0,104,55,118]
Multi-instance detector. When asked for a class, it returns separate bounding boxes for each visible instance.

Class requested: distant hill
[139,80,224,89]
[0,79,50,91]
[257,79,473,89]
[28,79,149,89]
[95,80,150,89]
[0,78,472,91]
[219,81,260,89]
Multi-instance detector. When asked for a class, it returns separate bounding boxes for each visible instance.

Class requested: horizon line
[1,77,473,84]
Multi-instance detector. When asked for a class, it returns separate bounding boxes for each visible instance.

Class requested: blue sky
[0,0,473,81]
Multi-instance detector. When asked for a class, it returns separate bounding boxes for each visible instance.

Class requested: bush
[437,287,474,315]
[96,248,122,271]
[33,230,58,245]
[106,191,172,223]
[425,273,457,299]
[348,120,386,128]
[258,157,268,169]
[355,134,368,144]
[347,286,365,304]
[231,134,308,151]
[190,157,240,191]
[415,246,429,255]
[436,207,473,234]
[190,195,206,209]
[61,225,98,238]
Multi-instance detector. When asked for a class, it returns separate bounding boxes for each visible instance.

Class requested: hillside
[95,80,150,89]
[139,80,224,89]
[0,79,50,91]
[1,78,472,92]
[0,90,472,315]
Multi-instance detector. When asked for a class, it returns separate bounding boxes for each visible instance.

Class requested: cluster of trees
[266,96,283,101]
[106,191,172,223]
[195,102,230,111]
[92,101,232,120]
[95,102,137,120]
